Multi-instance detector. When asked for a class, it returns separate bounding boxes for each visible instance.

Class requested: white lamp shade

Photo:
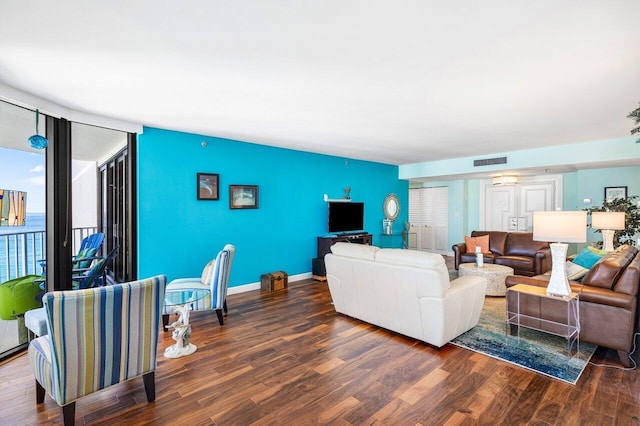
[591,211,625,230]
[533,211,587,243]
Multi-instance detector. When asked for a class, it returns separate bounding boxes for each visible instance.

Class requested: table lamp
[591,212,625,252]
[533,210,587,297]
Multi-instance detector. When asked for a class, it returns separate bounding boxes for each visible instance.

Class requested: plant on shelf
[629,102,640,143]
[586,195,640,248]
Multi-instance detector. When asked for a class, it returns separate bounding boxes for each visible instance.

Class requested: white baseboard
[227,272,313,295]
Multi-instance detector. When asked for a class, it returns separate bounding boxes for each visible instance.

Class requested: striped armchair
[163,244,235,330]
[28,275,166,426]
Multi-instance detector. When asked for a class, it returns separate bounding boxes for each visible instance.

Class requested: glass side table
[163,288,210,358]
[506,283,580,358]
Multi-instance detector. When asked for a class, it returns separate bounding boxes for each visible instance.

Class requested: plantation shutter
[409,187,448,228]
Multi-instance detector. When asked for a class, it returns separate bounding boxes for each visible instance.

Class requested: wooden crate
[260,271,288,291]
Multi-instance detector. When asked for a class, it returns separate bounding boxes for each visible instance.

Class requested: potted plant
[629,103,640,143]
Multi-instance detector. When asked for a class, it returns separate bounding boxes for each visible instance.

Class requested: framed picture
[604,186,627,202]
[197,173,219,200]
[229,185,259,209]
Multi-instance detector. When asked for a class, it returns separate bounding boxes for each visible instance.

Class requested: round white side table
[458,263,515,296]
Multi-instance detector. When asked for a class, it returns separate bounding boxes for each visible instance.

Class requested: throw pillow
[201,259,215,286]
[587,246,611,256]
[565,261,589,281]
[573,247,604,269]
[465,235,490,254]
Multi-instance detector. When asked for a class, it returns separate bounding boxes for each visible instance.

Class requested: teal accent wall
[137,127,408,287]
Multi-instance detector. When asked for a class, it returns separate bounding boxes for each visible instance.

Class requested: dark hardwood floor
[1,265,640,424]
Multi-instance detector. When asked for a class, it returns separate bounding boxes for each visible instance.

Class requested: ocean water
[0,213,46,282]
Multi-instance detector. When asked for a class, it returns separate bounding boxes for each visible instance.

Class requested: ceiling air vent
[474,157,507,167]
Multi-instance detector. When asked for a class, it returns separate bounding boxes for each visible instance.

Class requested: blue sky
[0,147,45,213]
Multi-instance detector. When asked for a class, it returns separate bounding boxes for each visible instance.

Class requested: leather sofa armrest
[505,275,548,289]
[505,274,635,310]
[534,248,552,275]
[577,286,636,310]
[452,243,466,270]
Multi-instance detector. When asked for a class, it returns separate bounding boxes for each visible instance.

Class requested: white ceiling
[0,101,127,162]
[0,1,639,167]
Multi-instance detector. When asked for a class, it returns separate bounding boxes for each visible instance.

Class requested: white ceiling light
[492,175,519,186]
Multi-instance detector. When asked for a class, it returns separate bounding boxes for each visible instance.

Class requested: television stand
[313,233,372,281]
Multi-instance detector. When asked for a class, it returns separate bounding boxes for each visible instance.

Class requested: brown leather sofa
[452,231,551,276]
[505,244,640,367]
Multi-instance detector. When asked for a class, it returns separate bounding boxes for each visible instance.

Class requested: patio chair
[38,232,105,274]
[72,246,119,289]
[28,275,166,426]
[25,247,119,339]
[162,244,235,330]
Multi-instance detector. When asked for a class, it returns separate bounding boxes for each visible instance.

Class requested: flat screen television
[328,201,364,234]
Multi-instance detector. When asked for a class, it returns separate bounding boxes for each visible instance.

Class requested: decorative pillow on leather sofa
[543,261,589,281]
[573,247,605,269]
[565,261,589,281]
[464,235,489,254]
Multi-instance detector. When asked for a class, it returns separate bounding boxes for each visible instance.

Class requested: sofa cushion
[330,242,379,260]
[573,247,605,269]
[461,252,495,264]
[495,256,534,274]
[582,245,638,290]
[614,252,640,295]
[471,231,507,256]
[504,233,549,257]
[464,235,489,254]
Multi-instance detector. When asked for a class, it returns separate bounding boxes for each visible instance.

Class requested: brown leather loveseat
[452,231,552,276]
[505,244,640,367]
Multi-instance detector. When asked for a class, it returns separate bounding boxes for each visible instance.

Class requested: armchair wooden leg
[143,371,156,402]
[162,313,169,332]
[61,402,75,426]
[215,308,224,325]
[223,299,228,314]
[35,380,45,404]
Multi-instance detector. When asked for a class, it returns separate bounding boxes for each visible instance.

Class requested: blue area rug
[450,297,596,385]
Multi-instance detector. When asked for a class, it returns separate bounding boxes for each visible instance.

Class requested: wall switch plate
[583,198,591,204]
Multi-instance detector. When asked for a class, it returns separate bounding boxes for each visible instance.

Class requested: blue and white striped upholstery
[28,275,166,408]
[163,244,235,319]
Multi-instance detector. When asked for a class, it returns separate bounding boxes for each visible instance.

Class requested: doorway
[480,175,562,232]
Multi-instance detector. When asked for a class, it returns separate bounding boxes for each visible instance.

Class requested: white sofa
[325,242,487,347]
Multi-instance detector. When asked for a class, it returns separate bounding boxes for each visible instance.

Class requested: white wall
[72,159,97,228]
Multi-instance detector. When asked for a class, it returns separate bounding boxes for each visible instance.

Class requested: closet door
[409,187,448,254]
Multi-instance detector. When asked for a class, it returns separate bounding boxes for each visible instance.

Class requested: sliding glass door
[0,100,47,358]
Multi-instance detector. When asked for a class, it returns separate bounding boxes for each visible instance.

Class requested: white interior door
[481,176,560,232]
[485,185,516,231]
[517,183,555,232]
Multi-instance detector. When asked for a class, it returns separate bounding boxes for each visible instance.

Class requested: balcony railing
[0,227,99,283]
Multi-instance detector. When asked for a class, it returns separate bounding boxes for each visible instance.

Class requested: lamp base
[602,229,615,252]
[546,243,571,298]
